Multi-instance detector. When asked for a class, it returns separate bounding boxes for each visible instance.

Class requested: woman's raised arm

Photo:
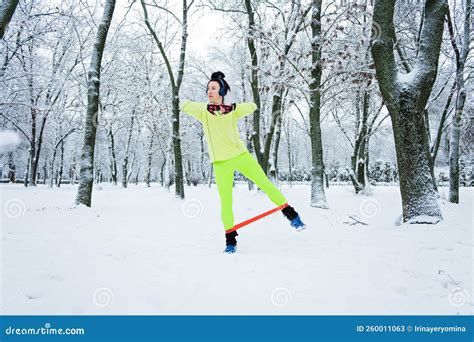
[180,100,207,121]
[233,102,257,119]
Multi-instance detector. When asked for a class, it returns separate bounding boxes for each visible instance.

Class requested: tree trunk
[134,163,140,185]
[28,107,36,186]
[431,80,456,164]
[50,148,57,188]
[42,159,47,184]
[160,158,166,187]
[32,114,48,186]
[283,115,293,187]
[108,125,118,185]
[163,148,172,190]
[69,157,76,185]
[244,0,263,165]
[122,114,135,188]
[75,0,116,206]
[350,90,368,193]
[141,0,188,199]
[448,0,471,203]
[24,148,31,187]
[309,0,328,209]
[356,90,370,188]
[57,140,64,187]
[145,132,154,187]
[7,151,15,183]
[371,0,445,223]
[269,91,287,184]
[0,0,18,38]
[241,65,254,191]
[172,99,185,198]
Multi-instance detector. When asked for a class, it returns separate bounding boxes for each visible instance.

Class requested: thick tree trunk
[394,88,442,221]
[309,0,328,209]
[75,0,116,206]
[0,0,18,38]
[371,0,445,223]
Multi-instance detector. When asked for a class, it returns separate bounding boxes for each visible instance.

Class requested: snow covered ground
[1,183,472,315]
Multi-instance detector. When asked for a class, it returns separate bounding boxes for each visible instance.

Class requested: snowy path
[1,183,472,315]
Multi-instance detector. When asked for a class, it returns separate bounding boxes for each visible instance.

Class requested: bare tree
[447,0,471,203]
[244,0,264,166]
[308,0,328,208]
[122,111,135,188]
[263,3,310,175]
[141,0,193,199]
[371,0,445,223]
[76,0,116,206]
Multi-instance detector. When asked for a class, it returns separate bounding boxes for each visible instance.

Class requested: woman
[180,71,306,254]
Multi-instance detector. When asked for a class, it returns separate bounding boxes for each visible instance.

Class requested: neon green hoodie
[180,101,257,162]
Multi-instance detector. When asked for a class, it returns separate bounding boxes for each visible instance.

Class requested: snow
[0,130,21,153]
[1,183,472,315]
[397,67,418,84]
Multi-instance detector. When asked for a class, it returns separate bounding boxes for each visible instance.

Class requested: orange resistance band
[226,203,289,233]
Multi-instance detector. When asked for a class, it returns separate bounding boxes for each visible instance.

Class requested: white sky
[112,1,228,59]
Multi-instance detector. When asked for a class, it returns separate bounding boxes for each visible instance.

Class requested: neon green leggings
[213,151,287,231]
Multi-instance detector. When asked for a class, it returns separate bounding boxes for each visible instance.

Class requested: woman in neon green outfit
[180,71,306,253]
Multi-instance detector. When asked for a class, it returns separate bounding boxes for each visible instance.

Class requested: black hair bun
[211,71,225,79]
